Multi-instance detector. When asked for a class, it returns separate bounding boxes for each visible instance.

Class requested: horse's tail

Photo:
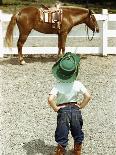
[5,13,17,47]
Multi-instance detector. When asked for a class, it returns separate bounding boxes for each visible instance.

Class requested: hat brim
[52,64,79,82]
[52,52,80,82]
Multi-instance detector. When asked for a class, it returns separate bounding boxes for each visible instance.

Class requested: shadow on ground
[0,54,89,65]
[0,55,58,65]
[22,139,72,155]
[23,139,55,155]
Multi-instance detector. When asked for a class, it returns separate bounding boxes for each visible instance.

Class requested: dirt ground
[0,54,116,155]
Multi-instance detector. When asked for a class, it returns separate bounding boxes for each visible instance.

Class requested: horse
[5,5,99,65]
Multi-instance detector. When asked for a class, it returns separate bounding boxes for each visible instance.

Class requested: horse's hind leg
[17,31,30,65]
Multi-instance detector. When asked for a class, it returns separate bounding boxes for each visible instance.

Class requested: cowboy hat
[52,52,80,82]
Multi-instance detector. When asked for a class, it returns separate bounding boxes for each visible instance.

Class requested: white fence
[0,9,116,57]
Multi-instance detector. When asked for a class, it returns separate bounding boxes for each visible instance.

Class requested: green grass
[0,0,116,14]
[0,0,58,13]
[2,0,57,5]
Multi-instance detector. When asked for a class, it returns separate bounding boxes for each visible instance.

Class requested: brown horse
[5,6,99,64]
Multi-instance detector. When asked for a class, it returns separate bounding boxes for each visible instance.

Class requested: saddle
[40,4,63,29]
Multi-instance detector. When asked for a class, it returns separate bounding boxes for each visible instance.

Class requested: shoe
[53,144,65,155]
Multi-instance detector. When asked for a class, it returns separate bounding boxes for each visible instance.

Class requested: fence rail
[0,9,116,57]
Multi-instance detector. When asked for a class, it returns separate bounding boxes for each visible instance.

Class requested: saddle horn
[88,9,95,15]
[41,4,49,10]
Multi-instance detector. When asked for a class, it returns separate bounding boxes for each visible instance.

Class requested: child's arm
[48,94,61,112]
[76,91,91,109]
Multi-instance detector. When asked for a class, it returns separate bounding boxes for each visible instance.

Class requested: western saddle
[39,4,63,29]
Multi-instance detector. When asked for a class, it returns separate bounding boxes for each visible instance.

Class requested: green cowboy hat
[52,52,80,82]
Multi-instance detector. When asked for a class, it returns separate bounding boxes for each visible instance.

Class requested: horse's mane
[61,6,89,12]
[40,4,89,13]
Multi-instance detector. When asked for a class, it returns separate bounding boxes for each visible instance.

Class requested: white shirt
[49,80,87,105]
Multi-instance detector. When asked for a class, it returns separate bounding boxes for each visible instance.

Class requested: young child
[48,52,91,155]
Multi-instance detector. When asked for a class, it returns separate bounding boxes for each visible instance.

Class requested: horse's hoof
[58,53,64,58]
[20,60,26,65]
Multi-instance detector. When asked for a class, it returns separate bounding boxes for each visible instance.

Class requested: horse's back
[19,6,39,15]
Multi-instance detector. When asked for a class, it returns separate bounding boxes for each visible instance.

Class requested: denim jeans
[55,105,84,148]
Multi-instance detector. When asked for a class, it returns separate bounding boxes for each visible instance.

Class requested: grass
[0,0,58,13]
[0,0,116,13]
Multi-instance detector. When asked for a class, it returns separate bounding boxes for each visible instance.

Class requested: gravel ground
[0,18,116,155]
[0,54,116,155]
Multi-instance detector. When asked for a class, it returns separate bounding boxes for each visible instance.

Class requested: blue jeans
[55,105,84,148]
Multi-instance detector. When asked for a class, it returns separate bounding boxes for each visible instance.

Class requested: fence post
[0,10,4,58]
[102,9,108,56]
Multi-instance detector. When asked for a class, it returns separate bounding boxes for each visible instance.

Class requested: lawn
[0,0,116,13]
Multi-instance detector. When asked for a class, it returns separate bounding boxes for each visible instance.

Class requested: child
[48,52,91,155]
